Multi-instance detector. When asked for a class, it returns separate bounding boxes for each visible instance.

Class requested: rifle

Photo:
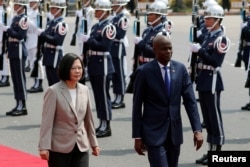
[0,3,7,70]
[126,5,140,93]
[70,0,81,46]
[31,4,44,78]
[235,0,246,67]
[79,6,89,85]
[189,0,200,83]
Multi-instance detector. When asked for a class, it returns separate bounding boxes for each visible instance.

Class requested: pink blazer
[38,81,98,153]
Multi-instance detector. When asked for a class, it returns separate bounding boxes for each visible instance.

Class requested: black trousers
[147,127,180,167]
[48,144,89,167]
[45,66,59,86]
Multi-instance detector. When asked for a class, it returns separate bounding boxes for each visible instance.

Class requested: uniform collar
[210,28,222,37]
[98,18,109,25]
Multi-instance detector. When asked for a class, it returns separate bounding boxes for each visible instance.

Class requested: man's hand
[193,131,203,151]
[134,139,147,155]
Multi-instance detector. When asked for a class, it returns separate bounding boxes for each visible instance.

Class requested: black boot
[6,100,18,116]
[96,120,111,138]
[0,76,10,87]
[241,102,250,110]
[202,144,222,165]
[27,79,43,93]
[195,154,207,164]
[11,100,28,116]
[112,95,125,109]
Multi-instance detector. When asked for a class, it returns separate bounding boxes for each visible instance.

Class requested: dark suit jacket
[39,81,98,153]
[132,60,202,147]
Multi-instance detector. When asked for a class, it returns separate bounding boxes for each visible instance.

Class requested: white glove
[190,43,201,53]
[241,22,247,29]
[36,28,44,36]
[81,34,90,42]
[134,36,142,44]
[197,30,202,38]
[0,23,9,32]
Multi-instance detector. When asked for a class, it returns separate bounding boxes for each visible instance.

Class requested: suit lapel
[152,60,169,98]
[169,61,176,96]
[76,83,83,114]
[60,81,78,117]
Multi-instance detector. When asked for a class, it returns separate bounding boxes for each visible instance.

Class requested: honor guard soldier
[26,0,45,93]
[0,0,12,87]
[155,0,173,35]
[238,17,250,110]
[39,0,68,86]
[44,0,54,23]
[134,0,170,65]
[2,0,29,116]
[197,0,218,42]
[72,0,94,55]
[190,5,231,165]
[81,0,116,138]
[110,0,129,109]
[71,0,94,82]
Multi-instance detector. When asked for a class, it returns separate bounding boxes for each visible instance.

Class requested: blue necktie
[164,66,170,97]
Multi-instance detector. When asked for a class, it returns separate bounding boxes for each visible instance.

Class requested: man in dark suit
[132,35,204,167]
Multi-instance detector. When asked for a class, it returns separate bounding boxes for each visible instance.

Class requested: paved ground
[0,14,250,167]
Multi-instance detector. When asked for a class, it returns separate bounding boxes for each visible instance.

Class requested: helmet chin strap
[84,0,90,7]
[148,15,162,26]
[30,3,38,10]
[97,11,106,20]
[115,5,122,14]
[207,19,219,32]
[15,5,23,14]
[53,8,62,17]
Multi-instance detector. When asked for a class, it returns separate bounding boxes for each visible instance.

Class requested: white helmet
[202,0,218,9]
[94,0,111,11]
[111,0,128,6]
[147,1,168,15]
[204,4,224,19]
[50,0,67,8]
[155,0,170,9]
[13,0,29,5]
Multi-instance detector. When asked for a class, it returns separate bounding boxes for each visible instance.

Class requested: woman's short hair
[58,53,84,81]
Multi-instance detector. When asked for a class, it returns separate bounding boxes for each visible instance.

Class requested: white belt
[245,42,250,46]
[140,57,155,63]
[198,63,214,71]
[113,39,124,43]
[8,37,19,42]
[88,50,109,56]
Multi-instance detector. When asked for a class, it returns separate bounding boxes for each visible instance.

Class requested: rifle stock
[189,0,199,83]
[0,4,7,70]
[79,7,89,85]
[31,7,44,78]
[126,8,140,93]
[70,16,79,46]
[235,0,246,68]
